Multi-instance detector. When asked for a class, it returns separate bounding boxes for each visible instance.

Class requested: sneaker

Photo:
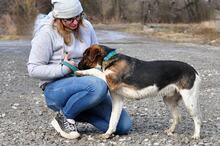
[51,113,80,139]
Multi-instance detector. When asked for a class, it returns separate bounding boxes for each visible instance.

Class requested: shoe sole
[51,118,80,139]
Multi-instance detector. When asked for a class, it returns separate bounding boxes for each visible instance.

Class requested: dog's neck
[100,50,118,70]
[102,57,119,71]
[103,50,117,61]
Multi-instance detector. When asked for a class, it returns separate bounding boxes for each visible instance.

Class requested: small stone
[38,112,43,116]
[64,140,70,143]
[0,113,6,118]
[13,103,19,106]
[184,137,190,144]
[110,141,117,145]
[88,135,94,141]
[153,142,160,146]
[99,143,107,146]
[119,137,126,141]
[12,106,17,109]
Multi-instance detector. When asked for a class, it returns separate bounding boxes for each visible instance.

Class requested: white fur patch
[76,68,107,82]
[76,68,114,84]
[180,74,201,111]
[95,64,102,70]
[179,75,201,139]
[116,84,178,99]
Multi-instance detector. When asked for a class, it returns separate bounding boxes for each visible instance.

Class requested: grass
[94,21,220,46]
[143,21,220,46]
[0,35,31,40]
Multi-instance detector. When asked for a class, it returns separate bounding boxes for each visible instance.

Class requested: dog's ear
[99,45,116,54]
[88,48,102,62]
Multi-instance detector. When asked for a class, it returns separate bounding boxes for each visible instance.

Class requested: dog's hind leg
[163,93,181,136]
[180,75,201,139]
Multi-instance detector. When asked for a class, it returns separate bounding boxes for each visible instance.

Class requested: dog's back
[113,54,198,90]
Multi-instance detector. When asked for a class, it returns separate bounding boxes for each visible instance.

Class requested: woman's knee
[44,95,62,111]
[86,77,108,97]
[44,86,65,111]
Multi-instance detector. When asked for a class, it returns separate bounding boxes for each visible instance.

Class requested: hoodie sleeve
[27,29,66,80]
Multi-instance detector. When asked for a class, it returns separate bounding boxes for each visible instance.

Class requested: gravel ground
[0,29,220,146]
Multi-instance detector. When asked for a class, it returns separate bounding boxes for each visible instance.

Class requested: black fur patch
[115,54,197,90]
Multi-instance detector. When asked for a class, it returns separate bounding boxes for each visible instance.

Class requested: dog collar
[104,50,117,61]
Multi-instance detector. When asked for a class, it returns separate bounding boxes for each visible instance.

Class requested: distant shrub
[10,0,37,35]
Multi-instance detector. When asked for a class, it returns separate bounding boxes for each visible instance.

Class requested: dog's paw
[191,134,200,140]
[98,133,114,139]
[75,71,85,76]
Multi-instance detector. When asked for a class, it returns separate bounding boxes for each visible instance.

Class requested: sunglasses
[62,13,83,23]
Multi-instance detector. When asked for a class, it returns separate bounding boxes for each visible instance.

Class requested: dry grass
[95,21,220,46]
[142,21,220,46]
[0,35,31,40]
[0,14,17,35]
[0,0,37,36]
[192,21,219,41]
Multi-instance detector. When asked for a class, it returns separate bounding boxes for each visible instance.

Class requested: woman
[27,0,131,139]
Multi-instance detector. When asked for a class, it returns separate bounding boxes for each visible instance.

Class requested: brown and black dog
[76,44,201,139]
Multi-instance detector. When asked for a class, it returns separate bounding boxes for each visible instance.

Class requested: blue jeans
[44,76,131,135]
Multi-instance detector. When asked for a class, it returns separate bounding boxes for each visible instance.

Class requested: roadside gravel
[0,30,220,146]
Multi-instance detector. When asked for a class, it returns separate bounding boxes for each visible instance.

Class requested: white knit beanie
[51,0,83,19]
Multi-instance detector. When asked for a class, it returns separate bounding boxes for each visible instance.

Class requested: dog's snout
[78,60,90,70]
[78,61,84,70]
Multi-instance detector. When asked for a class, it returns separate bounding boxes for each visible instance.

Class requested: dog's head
[78,44,115,70]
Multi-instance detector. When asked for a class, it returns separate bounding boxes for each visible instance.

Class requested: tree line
[0,0,218,35]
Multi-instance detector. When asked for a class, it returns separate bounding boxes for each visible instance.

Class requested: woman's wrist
[61,65,71,76]
[62,61,78,73]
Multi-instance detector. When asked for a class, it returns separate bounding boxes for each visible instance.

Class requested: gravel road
[0,29,220,146]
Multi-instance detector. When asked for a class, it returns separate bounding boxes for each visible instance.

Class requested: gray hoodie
[27,12,98,86]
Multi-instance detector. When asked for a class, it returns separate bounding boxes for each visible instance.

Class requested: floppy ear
[88,49,102,62]
[99,45,116,54]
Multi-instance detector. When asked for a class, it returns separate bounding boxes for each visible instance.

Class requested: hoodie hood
[33,12,54,35]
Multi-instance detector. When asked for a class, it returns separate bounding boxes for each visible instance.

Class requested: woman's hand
[62,53,77,74]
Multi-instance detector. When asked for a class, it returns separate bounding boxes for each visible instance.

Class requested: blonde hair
[53,18,83,46]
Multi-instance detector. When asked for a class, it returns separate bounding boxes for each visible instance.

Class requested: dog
[76,44,202,139]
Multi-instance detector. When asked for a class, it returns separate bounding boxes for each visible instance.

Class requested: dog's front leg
[75,68,107,83]
[100,92,124,139]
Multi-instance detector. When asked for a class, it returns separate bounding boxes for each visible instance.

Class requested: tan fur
[105,60,130,90]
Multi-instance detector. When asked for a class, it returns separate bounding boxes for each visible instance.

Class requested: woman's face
[61,14,81,30]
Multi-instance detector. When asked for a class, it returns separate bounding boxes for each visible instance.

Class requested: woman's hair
[53,16,83,46]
